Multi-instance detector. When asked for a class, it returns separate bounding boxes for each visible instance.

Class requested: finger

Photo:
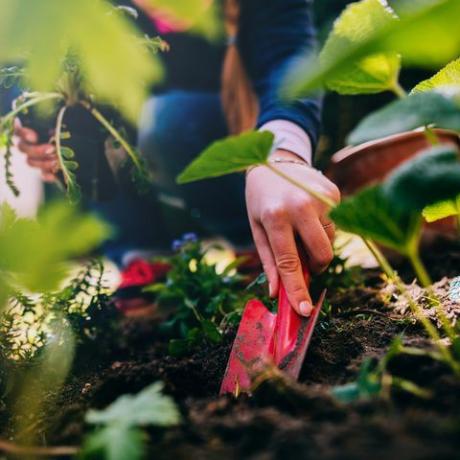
[17,141,55,158]
[42,172,58,183]
[322,222,336,243]
[262,212,312,316]
[15,125,39,144]
[27,157,59,172]
[295,216,334,274]
[250,219,279,297]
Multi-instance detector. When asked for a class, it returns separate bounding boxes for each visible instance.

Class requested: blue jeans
[94,91,252,265]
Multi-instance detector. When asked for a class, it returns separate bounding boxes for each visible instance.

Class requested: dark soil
[3,242,460,460]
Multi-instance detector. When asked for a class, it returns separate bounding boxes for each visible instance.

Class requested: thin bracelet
[246,158,311,177]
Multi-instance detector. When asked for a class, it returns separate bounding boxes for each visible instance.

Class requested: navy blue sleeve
[238,0,322,151]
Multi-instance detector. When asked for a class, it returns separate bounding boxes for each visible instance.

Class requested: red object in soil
[220,266,325,395]
[118,259,171,289]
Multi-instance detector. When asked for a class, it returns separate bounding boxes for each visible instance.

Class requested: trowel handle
[273,262,311,365]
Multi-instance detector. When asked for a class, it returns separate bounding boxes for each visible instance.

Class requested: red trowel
[220,265,325,395]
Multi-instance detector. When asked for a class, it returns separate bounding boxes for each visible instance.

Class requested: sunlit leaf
[382,145,460,210]
[81,425,145,460]
[86,382,180,427]
[348,92,460,145]
[412,58,460,94]
[329,185,421,254]
[319,0,401,95]
[284,0,460,98]
[177,131,274,184]
[423,197,460,222]
[0,0,162,122]
[0,202,111,292]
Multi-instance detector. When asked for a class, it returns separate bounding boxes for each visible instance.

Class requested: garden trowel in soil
[220,265,325,395]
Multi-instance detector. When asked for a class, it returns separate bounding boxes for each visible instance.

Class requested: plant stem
[80,100,141,170]
[2,93,63,125]
[54,106,70,187]
[392,82,407,99]
[423,126,440,145]
[364,240,459,373]
[265,163,336,208]
[407,249,432,288]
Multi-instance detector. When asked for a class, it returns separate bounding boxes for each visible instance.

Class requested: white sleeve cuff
[259,120,313,165]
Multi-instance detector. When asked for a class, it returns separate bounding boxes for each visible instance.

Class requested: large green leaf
[423,197,460,222]
[382,145,460,210]
[319,0,401,95]
[177,131,274,184]
[86,382,180,427]
[412,58,460,94]
[329,185,421,254]
[0,202,111,293]
[0,0,162,123]
[81,425,145,460]
[347,92,460,145]
[284,0,460,98]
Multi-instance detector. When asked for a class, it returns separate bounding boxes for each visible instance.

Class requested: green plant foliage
[347,92,460,145]
[82,382,180,460]
[144,237,250,355]
[0,202,111,297]
[423,197,460,222]
[177,131,274,184]
[382,145,460,211]
[329,185,421,254]
[412,58,460,93]
[284,0,460,98]
[317,0,401,95]
[0,0,162,123]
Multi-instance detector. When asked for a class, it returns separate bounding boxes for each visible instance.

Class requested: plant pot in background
[327,129,460,238]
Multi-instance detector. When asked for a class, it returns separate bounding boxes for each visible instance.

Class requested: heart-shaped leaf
[412,58,460,94]
[423,197,460,222]
[347,92,460,145]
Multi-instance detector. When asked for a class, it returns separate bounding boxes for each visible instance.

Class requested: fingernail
[25,133,36,143]
[45,147,55,155]
[299,301,313,317]
[269,282,274,297]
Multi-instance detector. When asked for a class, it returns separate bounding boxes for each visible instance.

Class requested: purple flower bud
[182,232,198,243]
[171,239,183,252]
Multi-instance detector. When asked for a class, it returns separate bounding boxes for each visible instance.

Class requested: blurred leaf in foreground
[0,0,162,122]
[423,197,460,223]
[412,58,460,94]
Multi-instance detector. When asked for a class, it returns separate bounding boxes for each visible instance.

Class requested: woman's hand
[13,120,59,182]
[245,149,340,317]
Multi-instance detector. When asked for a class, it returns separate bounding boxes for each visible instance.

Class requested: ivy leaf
[86,382,180,427]
[329,185,421,254]
[0,0,162,123]
[80,425,145,460]
[284,0,460,98]
[318,0,401,95]
[382,145,460,210]
[0,202,111,293]
[177,131,274,184]
[423,197,460,223]
[412,58,460,94]
[347,92,460,145]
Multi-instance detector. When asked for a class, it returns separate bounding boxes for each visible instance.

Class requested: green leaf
[0,0,163,122]
[329,185,421,254]
[412,58,460,94]
[423,197,460,222]
[382,145,460,210]
[319,0,401,95]
[80,425,145,460]
[177,131,274,184]
[201,319,222,344]
[86,382,180,427]
[284,0,460,98]
[348,92,460,145]
[0,202,111,292]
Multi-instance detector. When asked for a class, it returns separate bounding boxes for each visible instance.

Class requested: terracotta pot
[326,128,460,237]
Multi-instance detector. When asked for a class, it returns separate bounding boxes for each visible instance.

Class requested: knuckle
[327,183,341,203]
[276,253,300,274]
[314,246,334,270]
[260,206,287,226]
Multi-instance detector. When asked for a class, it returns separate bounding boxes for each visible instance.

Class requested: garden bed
[3,240,458,460]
